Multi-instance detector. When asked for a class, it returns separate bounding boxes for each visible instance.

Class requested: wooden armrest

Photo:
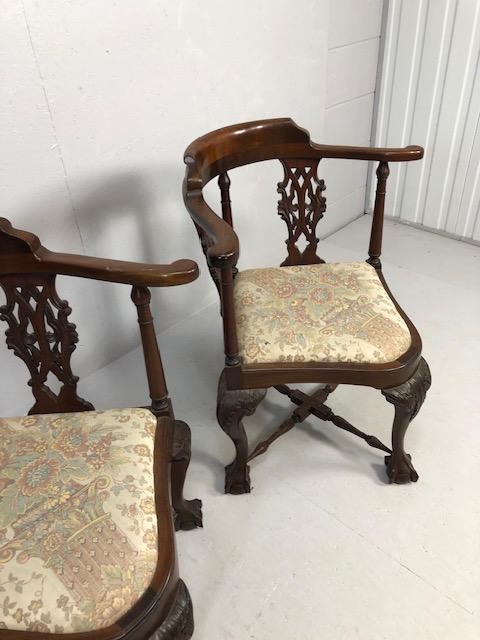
[310,143,424,162]
[40,251,198,286]
[0,217,198,287]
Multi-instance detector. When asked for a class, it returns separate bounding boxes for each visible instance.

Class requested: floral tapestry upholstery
[234,262,412,365]
[0,408,159,633]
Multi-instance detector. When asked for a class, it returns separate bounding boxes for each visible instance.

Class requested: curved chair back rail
[184,117,423,185]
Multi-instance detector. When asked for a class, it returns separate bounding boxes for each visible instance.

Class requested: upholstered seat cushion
[234,262,411,365]
[0,408,159,633]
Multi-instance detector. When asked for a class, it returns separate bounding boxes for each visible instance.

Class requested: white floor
[80,217,480,639]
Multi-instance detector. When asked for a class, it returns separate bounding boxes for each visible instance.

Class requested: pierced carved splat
[277,159,327,266]
[0,273,93,415]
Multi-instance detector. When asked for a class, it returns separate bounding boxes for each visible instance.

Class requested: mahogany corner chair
[0,218,202,639]
[183,117,431,495]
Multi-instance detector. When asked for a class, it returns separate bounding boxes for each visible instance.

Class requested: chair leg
[171,420,203,530]
[217,370,267,494]
[382,357,431,484]
[153,580,194,639]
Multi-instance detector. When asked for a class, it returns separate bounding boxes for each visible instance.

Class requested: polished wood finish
[217,371,267,494]
[183,117,431,492]
[382,357,431,483]
[0,269,94,415]
[0,217,202,638]
[367,161,390,269]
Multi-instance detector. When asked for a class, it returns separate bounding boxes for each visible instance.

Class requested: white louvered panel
[372,0,480,242]
[458,113,480,239]
[372,0,429,219]
[430,1,480,236]
[399,0,456,228]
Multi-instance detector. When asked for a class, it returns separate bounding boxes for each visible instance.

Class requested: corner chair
[183,117,431,494]
[0,218,202,639]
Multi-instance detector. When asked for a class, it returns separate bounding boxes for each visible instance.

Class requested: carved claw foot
[174,498,203,532]
[171,420,203,530]
[384,452,419,484]
[151,580,194,640]
[382,357,431,485]
[217,370,267,495]
[225,460,251,494]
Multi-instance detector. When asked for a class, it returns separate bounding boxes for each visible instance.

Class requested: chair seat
[234,262,411,365]
[0,408,162,633]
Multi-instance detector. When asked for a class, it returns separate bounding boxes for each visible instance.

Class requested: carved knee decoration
[217,370,267,494]
[382,357,431,484]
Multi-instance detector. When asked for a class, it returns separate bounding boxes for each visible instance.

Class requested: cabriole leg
[151,580,194,640]
[171,420,203,530]
[382,357,431,484]
[217,370,267,494]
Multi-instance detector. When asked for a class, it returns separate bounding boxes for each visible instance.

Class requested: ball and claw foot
[174,498,203,532]
[225,460,251,494]
[385,452,419,484]
[217,370,267,495]
[382,357,431,486]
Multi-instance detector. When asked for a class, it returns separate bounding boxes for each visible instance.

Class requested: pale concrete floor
[81,217,480,639]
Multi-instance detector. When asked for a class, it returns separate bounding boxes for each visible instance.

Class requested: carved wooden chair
[183,117,431,494]
[0,218,202,638]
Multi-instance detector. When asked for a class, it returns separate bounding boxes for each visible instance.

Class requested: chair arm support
[183,189,239,269]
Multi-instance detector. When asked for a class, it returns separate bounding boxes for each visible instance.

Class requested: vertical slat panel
[401,0,456,226]
[372,0,480,242]
[458,112,480,239]
[373,0,428,217]
[447,31,480,238]
[425,1,480,234]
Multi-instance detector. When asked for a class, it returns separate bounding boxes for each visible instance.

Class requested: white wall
[0,0,383,415]
[322,0,384,236]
